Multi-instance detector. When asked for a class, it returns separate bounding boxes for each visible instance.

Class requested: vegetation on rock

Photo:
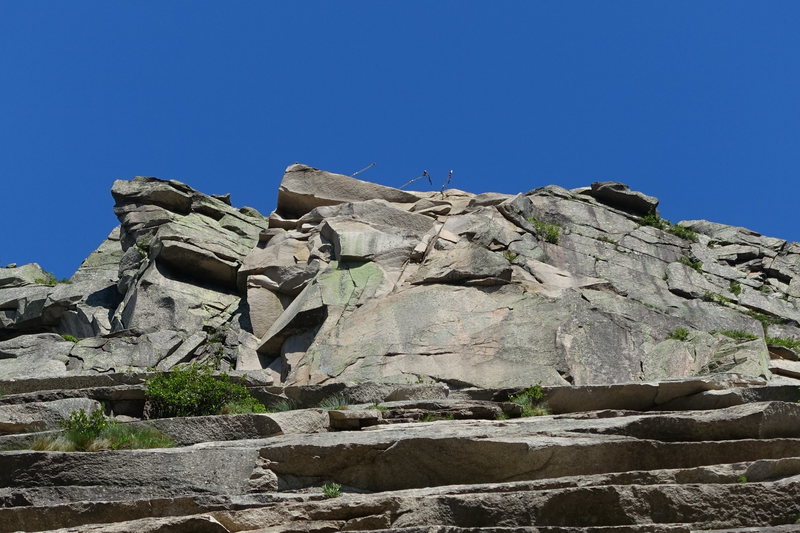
[322,482,342,499]
[729,280,743,296]
[510,385,550,417]
[145,364,266,418]
[667,328,690,341]
[713,330,758,342]
[526,217,561,244]
[317,393,349,411]
[678,255,703,273]
[766,336,800,351]
[639,212,698,242]
[32,409,174,451]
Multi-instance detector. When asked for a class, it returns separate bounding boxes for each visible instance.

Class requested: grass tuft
[317,393,349,411]
[510,385,550,417]
[678,256,703,273]
[729,280,743,296]
[712,330,758,342]
[266,398,297,412]
[32,409,174,451]
[766,336,800,351]
[667,328,690,341]
[702,292,734,305]
[322,482,342,499]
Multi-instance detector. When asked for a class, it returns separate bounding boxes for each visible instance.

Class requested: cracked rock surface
[3,164,800,530]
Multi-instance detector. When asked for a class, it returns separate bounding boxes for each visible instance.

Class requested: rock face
[2,164,800,389]
[3,164,800,531]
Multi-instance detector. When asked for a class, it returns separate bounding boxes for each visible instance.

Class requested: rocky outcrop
[3,164,800,390]
[3,163,800,529]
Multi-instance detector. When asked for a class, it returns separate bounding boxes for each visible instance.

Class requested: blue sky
[1,2,798,279]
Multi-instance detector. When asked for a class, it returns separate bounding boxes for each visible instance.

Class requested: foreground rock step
[2,398,800,531]
[4,468,800,532]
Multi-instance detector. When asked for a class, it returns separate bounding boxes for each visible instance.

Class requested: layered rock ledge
[3,164,800,530]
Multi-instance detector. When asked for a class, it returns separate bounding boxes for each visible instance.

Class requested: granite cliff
[1,165,799,531]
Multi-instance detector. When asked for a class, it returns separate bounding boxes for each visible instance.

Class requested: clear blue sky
[1,2,798,279]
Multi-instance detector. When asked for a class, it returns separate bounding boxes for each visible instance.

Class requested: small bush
[322,482,342,499]
[729,281,742,296]
[713,330,758,342]
[640,213,697,242]
[678,256,703,273]
[667,224,698,242]
[526,217,561,244]
[61,409,109,449]
[510,385,550,417]
[737,475,748,484]
[502,250,518,262]
[640,213,668,230]
[367,402,388,411]
[145,364,265,418]
[667,328,690,341]
[60,334,80,343]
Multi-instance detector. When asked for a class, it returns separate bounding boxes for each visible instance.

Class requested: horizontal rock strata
[3,164,800,530]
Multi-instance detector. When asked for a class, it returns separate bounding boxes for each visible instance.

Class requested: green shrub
[713,330,758,342]
[60,334,80,343]
[640,213,697,242]
[145,364,265,418]
[667,328,690,341]
[61,408,109,449]
[640,213,668,230]
[729,281,742,296]
[510,385,550,417]
[526,217,561,244]
[502,250,518,262]
[322,482,342,499]
[737,475,748,484]
[667,224,698,242]
[678,256,703,273]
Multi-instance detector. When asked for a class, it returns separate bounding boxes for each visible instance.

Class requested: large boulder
[276,164,424,219]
